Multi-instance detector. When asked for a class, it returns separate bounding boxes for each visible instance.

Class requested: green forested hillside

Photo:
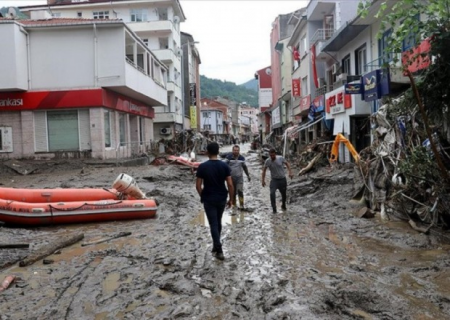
[200,75,258,107]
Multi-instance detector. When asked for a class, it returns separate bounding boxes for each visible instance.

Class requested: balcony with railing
[99,30,168,106]
[365,53,409,84]
[127,20,175,34]
[310,28,335,58]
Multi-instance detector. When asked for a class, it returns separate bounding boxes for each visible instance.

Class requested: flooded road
[1,145,450,319]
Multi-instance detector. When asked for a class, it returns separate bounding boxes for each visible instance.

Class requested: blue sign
[363,70,380,101]
[345,83,362,94]
[362,69,391,101]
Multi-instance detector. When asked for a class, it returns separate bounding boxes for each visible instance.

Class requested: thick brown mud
[1,145,450,319]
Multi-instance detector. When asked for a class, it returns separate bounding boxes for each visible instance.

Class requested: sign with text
[362,69,390,101]
[345,83,362,95]
[190,106,197,129]
[299,95,311,112]
[326,91,352,113]
[292,79,301,97]
[189,83,196,106]
[402,38,431,75]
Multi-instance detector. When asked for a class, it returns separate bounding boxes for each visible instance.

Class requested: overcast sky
[2,0,308,84]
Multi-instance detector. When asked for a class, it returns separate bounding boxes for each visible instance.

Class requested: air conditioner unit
[160,127,172,135]
[332,63,340,75]
[337,73,347,82]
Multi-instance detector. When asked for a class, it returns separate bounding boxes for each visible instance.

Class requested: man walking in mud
[225,145,251,212]
[261,149,293,213]
[196,142,234,260]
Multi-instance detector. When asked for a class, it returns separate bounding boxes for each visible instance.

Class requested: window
[104,110,111,148]
[300,36,308,57]
[341,55,351,74]
[130,9,148,22]
[143,38,148,47]
[203,112,211,118]
[204,124,211,130]
[301,76,308,96]
[93,11,109,19]
[119,113,126,146]
[77,12,82,17]
[379,29,393,65]
[355,45,367,75]
[52,12,61,17]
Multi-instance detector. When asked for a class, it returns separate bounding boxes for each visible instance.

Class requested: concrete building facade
[0,16,167,160]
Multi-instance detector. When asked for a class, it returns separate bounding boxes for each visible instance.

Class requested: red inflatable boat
[0,187,157,226]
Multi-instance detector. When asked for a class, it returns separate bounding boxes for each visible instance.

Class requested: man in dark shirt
[196,142,234,260]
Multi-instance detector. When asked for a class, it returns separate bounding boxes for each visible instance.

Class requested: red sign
[0,89,154,118]
[292,79,301,97]
[310,44,319,89]
[300,95,311,112]
[402,38,431,75]
[326,91,351,113]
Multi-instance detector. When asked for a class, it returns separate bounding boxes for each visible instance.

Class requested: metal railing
[310,28,334,45]
[115,140,159,163]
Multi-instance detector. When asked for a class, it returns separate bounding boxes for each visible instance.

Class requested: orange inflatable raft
[0,174,158,226]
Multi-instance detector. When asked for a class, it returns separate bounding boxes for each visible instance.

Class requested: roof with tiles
[0,17,122,26]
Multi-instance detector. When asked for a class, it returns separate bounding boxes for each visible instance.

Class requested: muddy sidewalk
[1,151,450,319]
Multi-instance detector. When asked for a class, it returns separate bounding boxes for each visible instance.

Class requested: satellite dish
[265,68,272,75]
[8,7,17,18]
[173,15,180,24]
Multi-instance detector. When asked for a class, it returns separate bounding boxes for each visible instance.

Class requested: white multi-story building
[200,109,224,134]
[20,0,187,140]
[0,13,167,160]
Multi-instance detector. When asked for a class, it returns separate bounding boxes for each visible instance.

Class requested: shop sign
[299,95,311,112]
[292,79,301,97]
[190,106,197,129]
[402,38,431,75]
[345,83,362,95]
[326,92,352,113]
[189,83,196,106]
[330,105,345,115]
[363,69,390,102]
[0,98,23,107]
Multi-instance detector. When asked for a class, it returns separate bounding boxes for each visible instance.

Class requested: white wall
[97,27,126,87]
[0,23,28,91]
[30,28,95,89]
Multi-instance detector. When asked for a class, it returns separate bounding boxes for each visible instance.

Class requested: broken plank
[19,233,84,267]
[0,243,30,249]
[81,231,132,247]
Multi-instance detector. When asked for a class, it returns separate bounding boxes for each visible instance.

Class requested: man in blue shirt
[225,145,251,211]
[196,142,234,260]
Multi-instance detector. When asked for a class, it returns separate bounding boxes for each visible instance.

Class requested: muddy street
[1,145,450,320]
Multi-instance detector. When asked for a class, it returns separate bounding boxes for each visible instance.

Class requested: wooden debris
[356,207,375,219]
[0,275,16,292]
[408,219,431,234]
[298,154,322,176]
[0,243,30,249]
[19,233,84,267]
[81,231,132,247]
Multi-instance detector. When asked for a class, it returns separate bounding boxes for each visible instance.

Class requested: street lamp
[180,40,199,153]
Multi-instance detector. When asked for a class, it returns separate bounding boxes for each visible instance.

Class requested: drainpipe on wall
[19,26,31,90]
[93,23,98,87]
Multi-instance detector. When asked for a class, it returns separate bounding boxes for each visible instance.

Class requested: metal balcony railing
[310,28,334,45]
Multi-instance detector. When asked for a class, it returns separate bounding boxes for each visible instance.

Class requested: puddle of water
[351,309,373,319]
[191,209,247,227]
[102,272,121,295]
